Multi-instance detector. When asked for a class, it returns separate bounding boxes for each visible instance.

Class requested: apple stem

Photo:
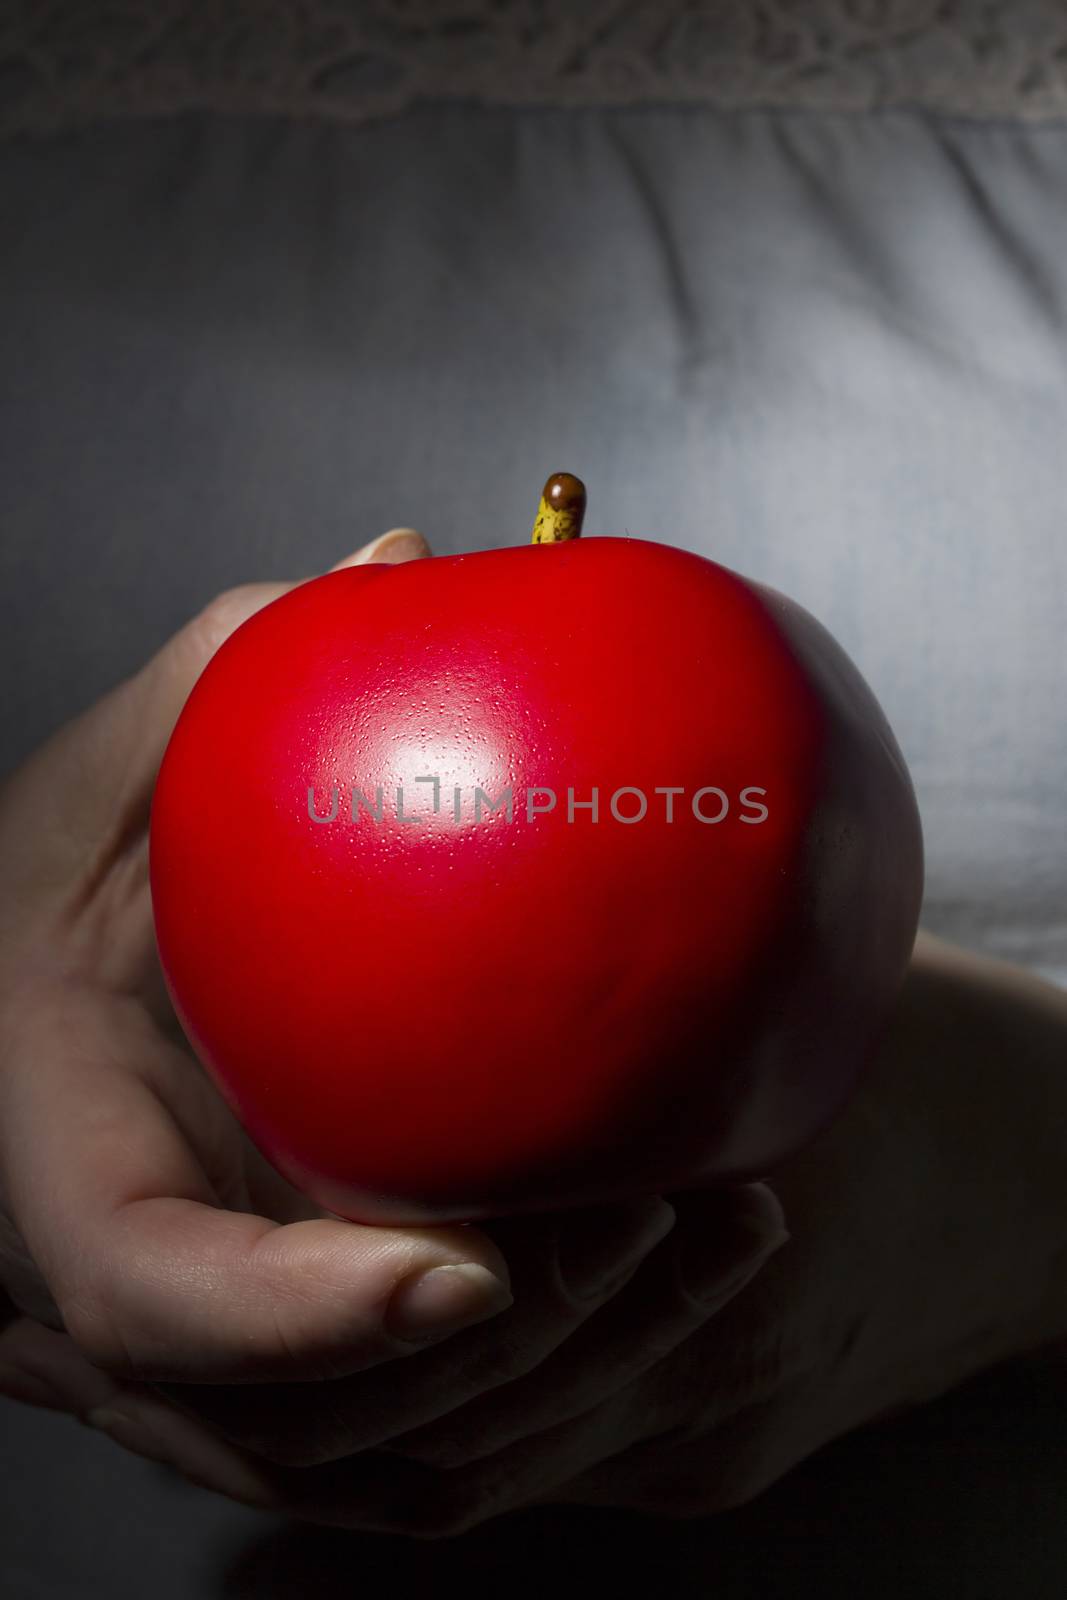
[531,473,586,544]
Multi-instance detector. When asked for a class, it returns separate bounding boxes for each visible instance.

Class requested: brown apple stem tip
[531,472,586,544]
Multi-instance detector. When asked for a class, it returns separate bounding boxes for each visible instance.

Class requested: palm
[133,841,321,1222]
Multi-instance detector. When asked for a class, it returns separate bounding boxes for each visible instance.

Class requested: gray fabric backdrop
[2,105,1065,982]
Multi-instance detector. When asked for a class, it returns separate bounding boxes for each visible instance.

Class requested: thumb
[331,528,432,570]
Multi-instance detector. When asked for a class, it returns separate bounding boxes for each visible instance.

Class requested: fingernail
[353,529,430,566]
[385,1262,513,1345]
[557,1196,676,1301]
[680,1234,788,1307]
[86,1402,276,1506]
[677,1188,790,1306]
[87,1405,175,1467]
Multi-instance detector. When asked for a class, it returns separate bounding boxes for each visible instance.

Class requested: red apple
[150,487,922,1224]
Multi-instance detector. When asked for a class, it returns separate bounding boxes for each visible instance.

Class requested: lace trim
[6,0,1067,140]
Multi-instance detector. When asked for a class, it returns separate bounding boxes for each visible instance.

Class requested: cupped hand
[0,531,509,1483]
[0,529,785,1515]
[205,933,1067,1538]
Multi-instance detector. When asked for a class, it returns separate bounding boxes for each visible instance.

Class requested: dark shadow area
[222,1350,1067,1600]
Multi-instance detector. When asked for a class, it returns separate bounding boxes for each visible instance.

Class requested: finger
[256,1389,643,1537]
[379,1183,788,1469]
[0,576,292,917]
[261,1189,786,1536]
[1,989,512,1384]
[330,528,431,569]
[117,526,428,784]
[0,1311,141,1416]
[152,1195,676,1465]
[0,1315,278,1506]
[549,1384,802,1518]
[70,525,413,815]
[2,529,430,891]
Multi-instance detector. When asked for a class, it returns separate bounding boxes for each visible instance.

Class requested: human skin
[1,532,1065,1537]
